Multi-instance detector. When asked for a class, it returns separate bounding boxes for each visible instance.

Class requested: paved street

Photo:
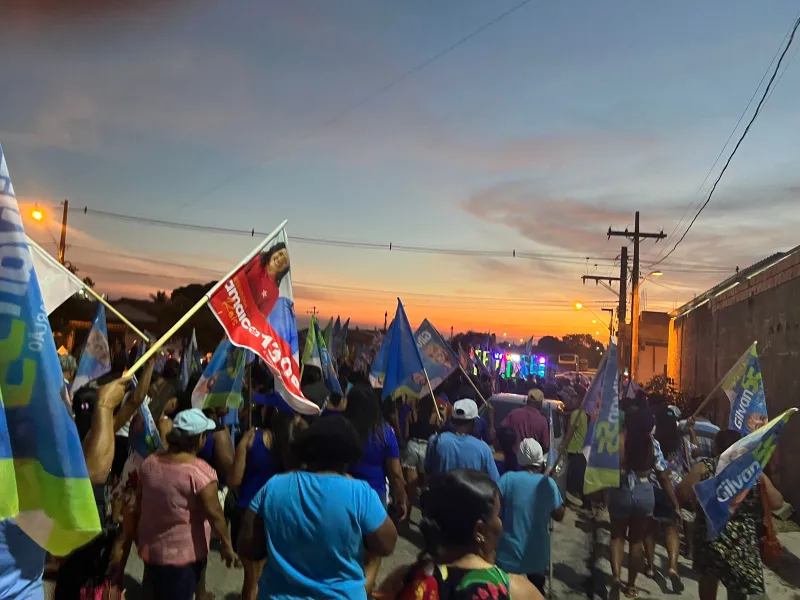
[122,505,800,599]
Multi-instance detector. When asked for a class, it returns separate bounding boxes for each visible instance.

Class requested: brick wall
[670,249,800,507]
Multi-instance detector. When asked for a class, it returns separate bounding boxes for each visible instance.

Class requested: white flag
[28,239,83,314]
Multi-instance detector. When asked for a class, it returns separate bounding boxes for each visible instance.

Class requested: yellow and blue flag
[71,303,111,392]
[395,319,458,399]
[583,339,620,495]
[694,407,797,538]
[721,342,768,436]
[0,144,101,554]
[190,338,246,410]
[370,299,425,399]
[302,315,343,396]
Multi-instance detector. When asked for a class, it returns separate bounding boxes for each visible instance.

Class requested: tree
[150,291,169,304]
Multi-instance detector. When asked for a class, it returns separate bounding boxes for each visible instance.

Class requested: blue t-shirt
[0,520,45,600]
[249,471,387,599]
[495,471,562,575]
[348,424,400,500]
[424,432,500,483]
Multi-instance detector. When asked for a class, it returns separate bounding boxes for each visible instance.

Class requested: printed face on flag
[209,227,316,414]
[85,327,110,365]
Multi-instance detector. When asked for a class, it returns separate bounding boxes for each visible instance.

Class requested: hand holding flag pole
[27,236,150,341]
[126,220,289,378]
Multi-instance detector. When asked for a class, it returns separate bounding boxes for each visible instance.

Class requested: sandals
[668,570,684,594]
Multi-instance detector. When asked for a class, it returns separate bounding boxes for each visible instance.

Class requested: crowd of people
[0,350,787,600]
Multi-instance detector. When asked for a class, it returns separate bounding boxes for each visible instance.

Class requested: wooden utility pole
[608,212,665,378]
[580,246,628,340]
[57,200,69,264]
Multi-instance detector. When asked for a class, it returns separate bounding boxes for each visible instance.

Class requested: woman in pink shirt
[133,409,238,600]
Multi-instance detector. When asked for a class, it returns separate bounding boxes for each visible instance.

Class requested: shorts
[566,453,587,497]
[143,561,205,600]
[402,438,428,472]
[653,486,679,523]
[607,476,654,519]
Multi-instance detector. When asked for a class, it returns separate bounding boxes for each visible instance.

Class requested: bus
[557,353,579,371]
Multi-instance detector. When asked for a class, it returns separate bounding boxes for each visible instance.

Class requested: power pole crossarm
[582,275,621,285]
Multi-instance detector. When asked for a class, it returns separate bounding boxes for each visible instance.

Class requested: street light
[592,319,597,324]
[31,207,43,222]
[574,302,583,310]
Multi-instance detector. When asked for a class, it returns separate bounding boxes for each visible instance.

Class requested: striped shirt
[679,418,719,459]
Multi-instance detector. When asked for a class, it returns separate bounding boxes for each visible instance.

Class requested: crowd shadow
[766,545,800,589]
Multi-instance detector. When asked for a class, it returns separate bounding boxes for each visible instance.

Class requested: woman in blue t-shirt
[229,412,306,600]
[237,415,398,599]
[344,383,408,593]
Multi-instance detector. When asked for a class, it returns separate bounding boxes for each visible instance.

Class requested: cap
[517,438,545,467]
[528,388,545,404]
[172,408,217,436]
[667,405,682,419]
[452,399,479,421]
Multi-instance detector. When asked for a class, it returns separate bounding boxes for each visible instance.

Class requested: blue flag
[128,375,162,459]
[722,343,769,436]
[0,144,100,553]
[584,340,620,495]
[191,338,246,409]
[72,303,111,392]
[694,407,797,538]
[178,329,202,392]
[370,299,426,399]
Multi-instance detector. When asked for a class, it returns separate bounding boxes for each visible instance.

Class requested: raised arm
[83,378,130,484]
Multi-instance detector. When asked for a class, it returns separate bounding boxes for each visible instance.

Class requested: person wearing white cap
[423,399,500,484]
[495,438,565,595]
[134,408,238,599]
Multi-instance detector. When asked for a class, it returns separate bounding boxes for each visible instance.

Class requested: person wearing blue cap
[133,409,238,600]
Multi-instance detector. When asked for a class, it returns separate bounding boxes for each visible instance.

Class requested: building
[636,311,670,383]
[668,244,800,508]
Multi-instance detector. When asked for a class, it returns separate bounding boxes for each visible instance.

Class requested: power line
[174,0,534,211]
[650,17,798,264]
[65,205,735,273]
[651,16,800,268]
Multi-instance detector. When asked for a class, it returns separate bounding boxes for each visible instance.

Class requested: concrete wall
[668,250,800,505]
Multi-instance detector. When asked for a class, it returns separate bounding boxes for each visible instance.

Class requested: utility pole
[305,306,318,318]
[57,199,69,265]
[608,212,665,377]
[601,307,615,336]
[383,311,388,333]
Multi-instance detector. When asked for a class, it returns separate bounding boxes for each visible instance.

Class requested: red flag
[208,224,320,415]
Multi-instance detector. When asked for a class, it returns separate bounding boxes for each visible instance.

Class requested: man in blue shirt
[496,438,565,594]
[424,399,500,483]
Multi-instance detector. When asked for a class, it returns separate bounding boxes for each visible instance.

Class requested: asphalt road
[122,506,800,599]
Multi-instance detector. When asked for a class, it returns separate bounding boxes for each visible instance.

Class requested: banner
[395,319,459,399]
[584,340,620,495]
[208,225,318,415]
[722,343,768,435]
[72,303,111,392]
[694,407,797,538]
[0,143,100,554]
[28,241,84,314]
[191,338,246,410]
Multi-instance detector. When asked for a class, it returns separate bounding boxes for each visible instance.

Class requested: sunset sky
[3,1,800,338]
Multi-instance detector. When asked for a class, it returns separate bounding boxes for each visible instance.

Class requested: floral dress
[399,563,512,600]
[693,457,764,595]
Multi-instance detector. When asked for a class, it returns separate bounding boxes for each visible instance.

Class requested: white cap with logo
[452,398,479,421]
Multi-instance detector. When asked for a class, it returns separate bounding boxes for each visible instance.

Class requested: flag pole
[458,364,488,406]
[27,236,152,341]
[422,368,442,422]
[126,220,289,377]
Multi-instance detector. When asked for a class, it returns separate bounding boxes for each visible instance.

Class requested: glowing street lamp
[592,319,597,324]
[574,302,583,310]
[31,207,43,222]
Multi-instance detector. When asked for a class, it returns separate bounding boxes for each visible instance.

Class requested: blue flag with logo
[0,144,100,553]
[71,303,111,392]
[127,375,163,459]
[370,299,426,399]
[191,338,246,409]
[723,343,769,436]
[584,340,620,495]
[695,407,796,538]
